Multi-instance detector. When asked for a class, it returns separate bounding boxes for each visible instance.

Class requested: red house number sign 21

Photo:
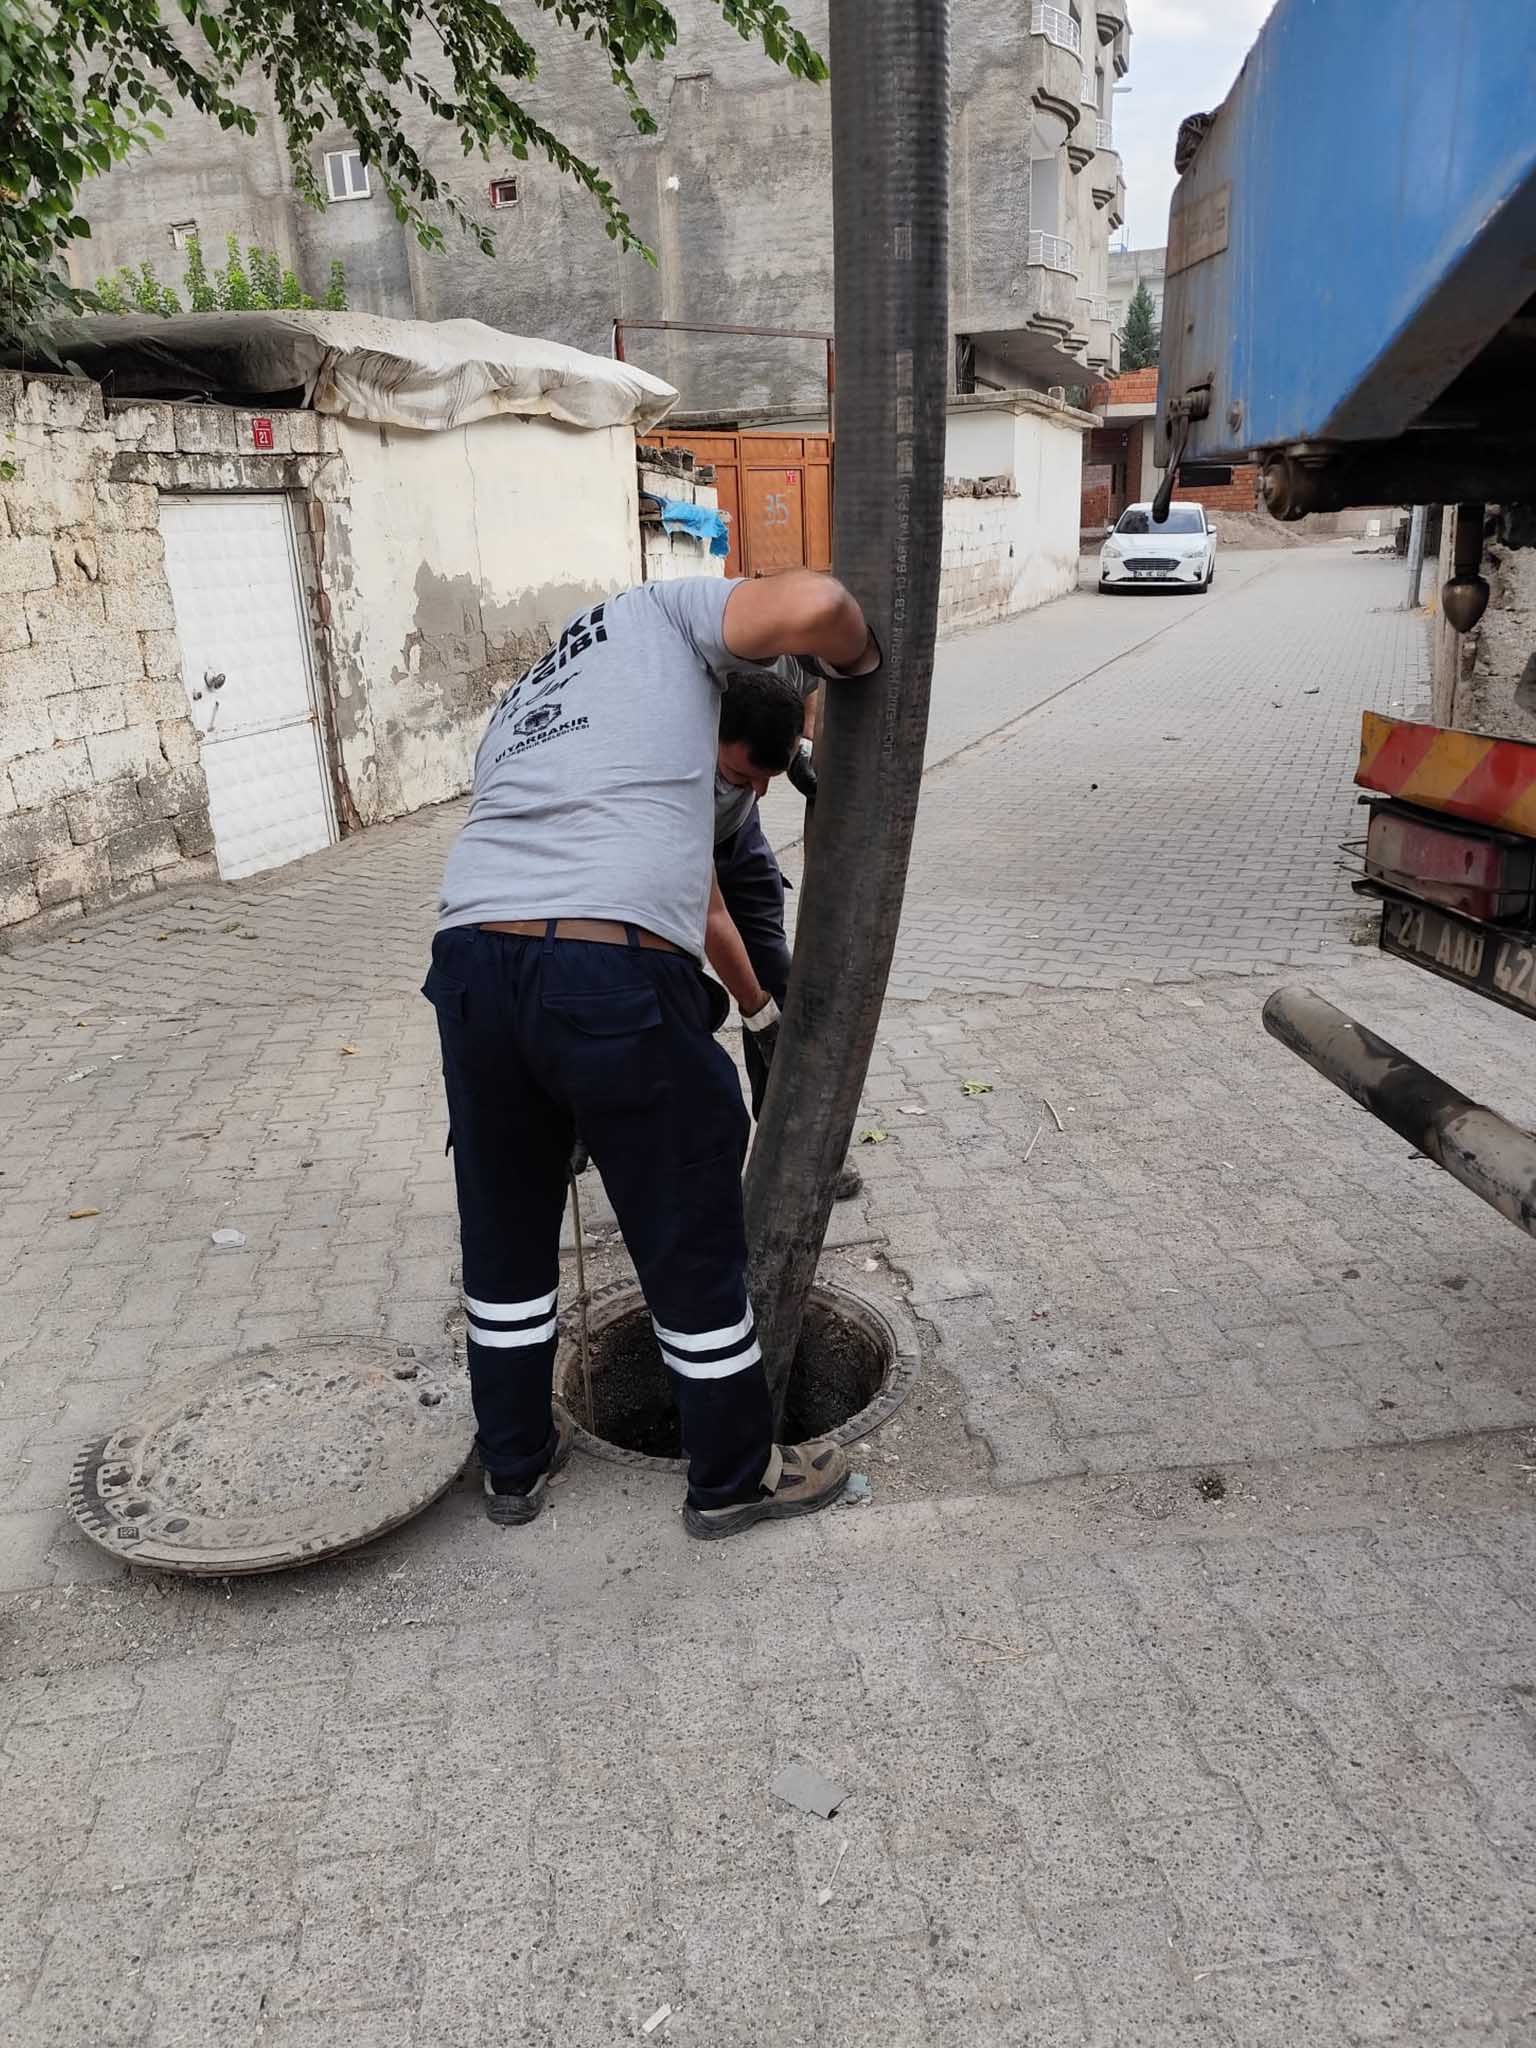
[251,417,275,450]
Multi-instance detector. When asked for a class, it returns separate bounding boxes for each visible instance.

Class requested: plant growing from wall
[213,234,253,311]
[92,236,342,315]
[182,232,217,310]
[1120,279,1161,371]
[2,1,826,348]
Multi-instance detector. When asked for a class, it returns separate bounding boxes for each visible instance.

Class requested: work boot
[683,1439,851,1542]
[833,1163,863,1201]
[482,1409,575,1527]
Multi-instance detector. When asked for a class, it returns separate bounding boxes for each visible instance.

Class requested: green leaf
[960,1080,994,1098]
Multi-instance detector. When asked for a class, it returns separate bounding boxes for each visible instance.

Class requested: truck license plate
[1380,897,1536,1021]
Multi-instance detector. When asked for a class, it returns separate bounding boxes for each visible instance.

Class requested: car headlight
[1103,542,1125,559]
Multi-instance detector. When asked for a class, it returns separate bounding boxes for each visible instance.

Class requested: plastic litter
[210,1228,247,1249]
[770,1761,849,1820]
[840,1472,873,1507]
[641,2006,672,2036]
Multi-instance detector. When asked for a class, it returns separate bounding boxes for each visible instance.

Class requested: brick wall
[0,375,214,941]
[1184,466,1263,514]
[1081,465,1114,532]
[1088,367,1160,410]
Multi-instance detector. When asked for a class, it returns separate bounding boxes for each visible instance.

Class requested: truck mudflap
[1262,987,1536,1240]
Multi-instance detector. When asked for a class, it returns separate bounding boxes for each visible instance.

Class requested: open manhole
[555,1279,917,1471]
[68,1338,473,1575]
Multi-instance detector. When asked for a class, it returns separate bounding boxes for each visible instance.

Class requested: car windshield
[1116,507,1204,536]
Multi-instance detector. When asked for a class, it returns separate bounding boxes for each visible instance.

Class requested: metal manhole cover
[68,1338,473,1575]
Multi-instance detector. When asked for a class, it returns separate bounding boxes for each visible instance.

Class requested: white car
[1099,501,1217,594]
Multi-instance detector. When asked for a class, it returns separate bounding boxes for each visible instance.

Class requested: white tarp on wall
[13,312,679,434]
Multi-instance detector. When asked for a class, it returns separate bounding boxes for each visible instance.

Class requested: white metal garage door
[160,495,337,881]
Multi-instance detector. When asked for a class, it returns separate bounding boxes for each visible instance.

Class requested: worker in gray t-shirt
[425,571,880,1540]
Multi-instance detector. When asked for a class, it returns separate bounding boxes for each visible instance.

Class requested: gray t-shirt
[437,577,739,957]
[713,656,819,844]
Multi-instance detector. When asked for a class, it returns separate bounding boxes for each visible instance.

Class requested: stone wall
[1431,507,1536,739]
[0,375,215,940]
[2,370,647,946]
[637,459,726,585]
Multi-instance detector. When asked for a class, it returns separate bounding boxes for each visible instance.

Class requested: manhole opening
[575,1296,889,1460]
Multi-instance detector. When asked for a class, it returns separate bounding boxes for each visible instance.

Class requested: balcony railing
[1028,230,1076,272]
[1031,3,1083,55]
[1082,73,1100,105]
[1090,295,1111,321]
[1096,117,1115,149]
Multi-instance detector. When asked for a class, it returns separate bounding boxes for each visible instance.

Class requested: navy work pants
[423,924,774,1510]
[713,804,793,1120]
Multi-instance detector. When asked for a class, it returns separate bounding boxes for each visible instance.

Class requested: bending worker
[709,662,863,1201]
[424,571,879,1539]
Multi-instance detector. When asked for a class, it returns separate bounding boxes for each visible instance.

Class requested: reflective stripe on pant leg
[541,944,774,1511]
[424,929,568,1487]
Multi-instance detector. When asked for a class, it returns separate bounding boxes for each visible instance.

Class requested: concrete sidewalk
[4,547,1536,2045]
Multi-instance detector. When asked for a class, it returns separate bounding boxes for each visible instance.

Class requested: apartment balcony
[1028,230,1077,277]
[1031,2,1082,55]
[953,226,1093,384]
[1096,0,1128,42]
[1021,242,1079,347]
[1108,168,1127,230]
[1029,2,1087,131]
[1091,143,1119,210]
[1087,308,1120,374]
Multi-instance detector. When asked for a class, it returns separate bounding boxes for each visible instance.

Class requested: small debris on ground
[862,1257,879,1272]
[340,1044,360,1057]
[897,1103,929,1117]
[67,1208,100,1221]
[1044,1097,1065,1132]
[770,1761,849,1820]
[641,2004,673,2036]
[817,1837,851,1906]
[961,1079,993,1097]
[1022,1120,1045,1163]
[840,1472,873,1506]
[65,1068,96,1084]
[210,1228,247,1249]
[859,1127,890,1145]
[1195,1471,1227,1503]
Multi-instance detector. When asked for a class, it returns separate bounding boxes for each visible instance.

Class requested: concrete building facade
[70,2,1131,413]
[0,365,653,942]
[1106,243,1166,340]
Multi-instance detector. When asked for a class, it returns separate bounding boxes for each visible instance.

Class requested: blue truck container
[1155,0,1536,526]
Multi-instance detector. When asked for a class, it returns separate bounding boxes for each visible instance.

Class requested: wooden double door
[642,431,832,581]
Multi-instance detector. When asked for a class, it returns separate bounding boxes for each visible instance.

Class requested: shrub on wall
[94,237,347,316]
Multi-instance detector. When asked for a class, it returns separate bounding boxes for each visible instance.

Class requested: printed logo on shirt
[487,603,607,767]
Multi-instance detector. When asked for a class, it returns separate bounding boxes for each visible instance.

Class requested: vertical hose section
[744,0,951,1419]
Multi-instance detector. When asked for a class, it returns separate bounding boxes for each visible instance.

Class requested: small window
[489,177,519,209]
[324,150,371,202]
[168,220,197,252]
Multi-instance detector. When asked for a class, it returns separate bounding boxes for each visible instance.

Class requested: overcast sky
[1114,0,1279,252]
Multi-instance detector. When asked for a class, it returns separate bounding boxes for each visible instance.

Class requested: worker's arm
[723,571,879,676]
[705,872,774,1021]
